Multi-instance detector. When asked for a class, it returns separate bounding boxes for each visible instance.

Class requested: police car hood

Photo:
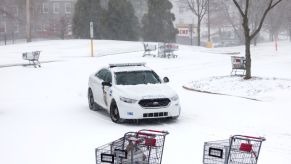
[115,83,176,100]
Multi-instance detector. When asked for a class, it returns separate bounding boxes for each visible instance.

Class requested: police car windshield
[115,71,161,85]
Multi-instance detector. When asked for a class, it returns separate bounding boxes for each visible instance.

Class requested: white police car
[88,63,180,123]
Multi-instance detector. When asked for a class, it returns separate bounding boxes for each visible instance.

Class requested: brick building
[1,0,147,41]
[0,0,26,40]
[33,0,76,39]
[0,0,76,41]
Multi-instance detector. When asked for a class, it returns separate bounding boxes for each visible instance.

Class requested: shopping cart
[158,43,178,58]
[143,43,157,57]
[203,135,266,164]
[231,56,246,76]
[95,129,169,164]
[22,51,41,68]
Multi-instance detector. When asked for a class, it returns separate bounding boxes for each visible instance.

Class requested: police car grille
[138,98,170,108]
[143,112,168,118]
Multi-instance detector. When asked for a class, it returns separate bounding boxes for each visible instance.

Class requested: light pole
[189,24,193,45]
[26,0,31,42]
[207,0,210,42]
[90,21,94,57]
[289,17,291,42]
[207,0,212,48]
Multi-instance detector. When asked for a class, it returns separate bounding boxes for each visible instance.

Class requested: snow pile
[184,76,291,101]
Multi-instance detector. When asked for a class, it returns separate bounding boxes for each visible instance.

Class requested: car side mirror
[163,77,169,83]
[102,81,112,87]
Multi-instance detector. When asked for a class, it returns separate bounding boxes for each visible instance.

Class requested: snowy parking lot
[0,40,291,164]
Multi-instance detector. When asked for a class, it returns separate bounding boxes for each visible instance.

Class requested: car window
[96,69,107,81]
[104,70,112,83]
[115,71,161,85]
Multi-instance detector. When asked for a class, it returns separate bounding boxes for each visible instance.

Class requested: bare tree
[25,0,39,42]
[232,0,283,79]
[184,0,208,46]
[248,1,266,46]
[264,1,287,42]
[220,1,244,44]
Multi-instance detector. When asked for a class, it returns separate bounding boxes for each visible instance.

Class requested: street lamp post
[189,24,193,45]
[207,0,212,48]
[207,0,210,42]
[289,17,291,42]
[90,21,94,57]
[26,0,31,42]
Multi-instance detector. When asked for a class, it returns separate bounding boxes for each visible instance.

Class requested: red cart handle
[232,135,266,141]
[138,129,169,136]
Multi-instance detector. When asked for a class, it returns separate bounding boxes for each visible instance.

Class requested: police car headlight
[171,95,179,101]
[120,97,138,103]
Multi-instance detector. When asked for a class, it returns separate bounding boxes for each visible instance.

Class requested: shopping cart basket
[22,51,41,68]
[203,135,266,164]
[95,129,169,164]
[231,56,246,76]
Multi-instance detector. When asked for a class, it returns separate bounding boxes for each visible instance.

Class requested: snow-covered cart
[95,129,169,164]
[231,56,246,75]
[203,135,266,164]
[158,43,178,58]
[143,43,157,57]
[22,51,41,68]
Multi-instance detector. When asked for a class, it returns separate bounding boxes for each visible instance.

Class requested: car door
[92,69,107,107]
[100,70,112,109]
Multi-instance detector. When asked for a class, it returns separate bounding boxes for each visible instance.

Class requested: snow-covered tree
[73,0,105,39]
[142,0,177,42]
[106,0,140,41]
[182,0,208,46]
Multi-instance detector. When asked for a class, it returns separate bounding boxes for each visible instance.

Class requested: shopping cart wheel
[110,101,124,123]
[88,88,98,111]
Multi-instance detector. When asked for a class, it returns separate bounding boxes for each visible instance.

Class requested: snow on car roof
[110,65,152,73]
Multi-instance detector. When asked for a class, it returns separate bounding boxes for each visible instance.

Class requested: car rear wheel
[110,101,123,123]
[88,88,97,111]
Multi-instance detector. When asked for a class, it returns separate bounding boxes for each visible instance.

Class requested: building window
[53,3,60,14]
[53,23,57,32]
[36,25,42,32]
[179,6,184,14]
[65,3,71,14]
[179,18,184,24]
[12,7,19,17]
[15,22,19,33]
[42,3,49,13]
[2,7,6,17]
[0,22,6,33]
[43,24,48,32]
[67,23,72,35]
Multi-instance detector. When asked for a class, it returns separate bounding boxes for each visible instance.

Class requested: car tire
[88,88,98,111]
[110,101,124,123]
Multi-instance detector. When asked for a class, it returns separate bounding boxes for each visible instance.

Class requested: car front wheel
[110,101,123,123]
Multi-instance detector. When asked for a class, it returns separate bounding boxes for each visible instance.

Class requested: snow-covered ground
[184,76,291,101]
[0,39,290,164]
